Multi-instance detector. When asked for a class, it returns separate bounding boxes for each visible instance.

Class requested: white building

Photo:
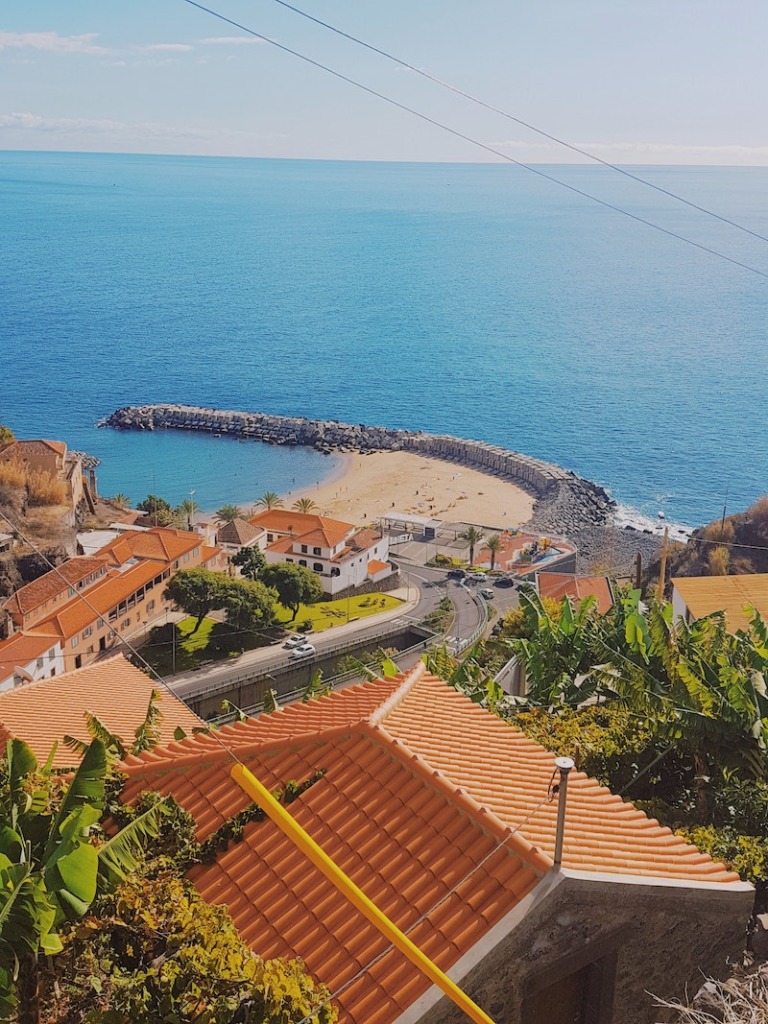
[250,510,391,596]
[0,633,65,691]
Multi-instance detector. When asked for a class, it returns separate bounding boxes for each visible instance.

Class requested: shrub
[26,468,67,506]
[0,459,27,489]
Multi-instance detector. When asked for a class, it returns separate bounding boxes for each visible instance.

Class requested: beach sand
[283,451,535,529]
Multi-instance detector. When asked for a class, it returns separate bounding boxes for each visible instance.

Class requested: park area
[141,592,402,675]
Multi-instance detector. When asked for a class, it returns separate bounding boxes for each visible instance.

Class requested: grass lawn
[141,594,403,674]
[274,593,402,632]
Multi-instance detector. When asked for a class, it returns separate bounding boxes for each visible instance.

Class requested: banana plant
[0,737,171,1024]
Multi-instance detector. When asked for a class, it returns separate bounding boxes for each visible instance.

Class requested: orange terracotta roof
[0,633,58,678]
[250,509,352,537]
[537,572,614,614]
[118,664,740,1024]
[349,528,382,551]
[672,574,768,633]
[292,525,351,549]
[0,655,203,768]
[2,557,108,618]
[96,526,202,566]
[367,559,389,574]
[265,535,296,555]
[30,560,164,640]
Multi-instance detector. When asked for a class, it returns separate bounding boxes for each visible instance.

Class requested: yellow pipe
[230,763,495,1024]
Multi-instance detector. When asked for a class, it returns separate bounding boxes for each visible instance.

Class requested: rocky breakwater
[101,404,617,539]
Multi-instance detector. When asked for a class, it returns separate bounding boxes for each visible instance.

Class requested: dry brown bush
[26,469,67,507]
[0,460,27,489]
[748,497,768,525]
[708,545,730,575]
[654,964,768,1023]
[700,519,735,544]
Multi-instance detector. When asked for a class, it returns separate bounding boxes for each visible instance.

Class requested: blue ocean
[1,150,767,524]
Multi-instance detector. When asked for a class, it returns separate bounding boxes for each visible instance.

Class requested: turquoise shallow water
[1,151,767,522]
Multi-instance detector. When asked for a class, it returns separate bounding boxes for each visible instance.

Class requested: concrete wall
[409,870,753,1024]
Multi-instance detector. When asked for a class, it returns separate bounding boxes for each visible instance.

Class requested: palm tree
[255,491,284,510]
[110,493,131,510]
[215,504,243,523]
[485,534,502,571]
[175,498,200,530]
[292,497,318,514]
[460,525,484,566]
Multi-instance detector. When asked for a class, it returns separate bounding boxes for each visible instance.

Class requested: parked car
[283,634,308,649]
[467,571,487,582]
[447,568,466,579]
[480,588,495,600]
[494,576,516,588]
[289,643,316,660]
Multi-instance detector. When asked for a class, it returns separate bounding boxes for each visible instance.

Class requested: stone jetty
[100,403,616,533]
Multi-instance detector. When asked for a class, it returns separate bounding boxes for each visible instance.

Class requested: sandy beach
[283,451,535,529]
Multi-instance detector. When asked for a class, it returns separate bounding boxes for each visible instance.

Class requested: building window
[97,618,105,628]
[147,599,155,613]
[183,553,190,563]
[173,560,179,569]
[83,626,92,639]
[71,635,79,648]
[313,546,321,556]
[313,562,323,572]
[36,657,44,669]
[301,544,308,553]
[286,557,294,562]
[121,618,131,629]
[68,587,75,597]
[267,533,274,542]
[299,559,307,567]
[48,648,56,659]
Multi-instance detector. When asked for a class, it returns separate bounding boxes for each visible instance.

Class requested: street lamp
[188,488,196,531]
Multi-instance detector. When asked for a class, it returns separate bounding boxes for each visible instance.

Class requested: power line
[262,0,768,247]
[181,0,768,283]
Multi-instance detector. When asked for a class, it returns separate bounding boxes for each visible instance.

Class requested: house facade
[0,633,65,691]
[0,438,94,511]
[250,509,392,595]
[0,528,225,679]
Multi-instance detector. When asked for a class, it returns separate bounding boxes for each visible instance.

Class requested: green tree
[484,534,502,570]
[255,491,284,510]
[164,568,228,633]
[293,497,318,513]
[261,563,323,622]
[222,578,277,636]
[215,504,243,523]
[231,544,267,580]
[460,525,484,565]
[0,425,14,448]
[0,738,170,1024]
[136,494,174,527]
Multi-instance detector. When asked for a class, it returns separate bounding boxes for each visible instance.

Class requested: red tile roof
[367,559,389,575]
[2,557,108,619]
[537,572,614,614]
[0,439,67,460]
[96,527,202,566]
[118,664,740,1023]
[0,655,203,768]
[0,633,58,679]
[250,510,352,537]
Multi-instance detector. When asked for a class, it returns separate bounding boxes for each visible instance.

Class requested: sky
[2,0,768,164]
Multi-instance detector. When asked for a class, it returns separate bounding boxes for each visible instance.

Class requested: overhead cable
[181,0,768,283]
[262,0,768,246]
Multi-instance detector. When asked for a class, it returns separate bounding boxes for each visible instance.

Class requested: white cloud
[487,138,768,166]
[199,35,263,45]
[0,111,200,138]
[0,31,109,55]
[143,43,194,52]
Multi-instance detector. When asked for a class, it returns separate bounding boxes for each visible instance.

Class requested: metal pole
[553,755,575,868]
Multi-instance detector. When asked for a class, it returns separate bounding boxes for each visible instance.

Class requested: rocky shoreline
[100,403,655,572]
